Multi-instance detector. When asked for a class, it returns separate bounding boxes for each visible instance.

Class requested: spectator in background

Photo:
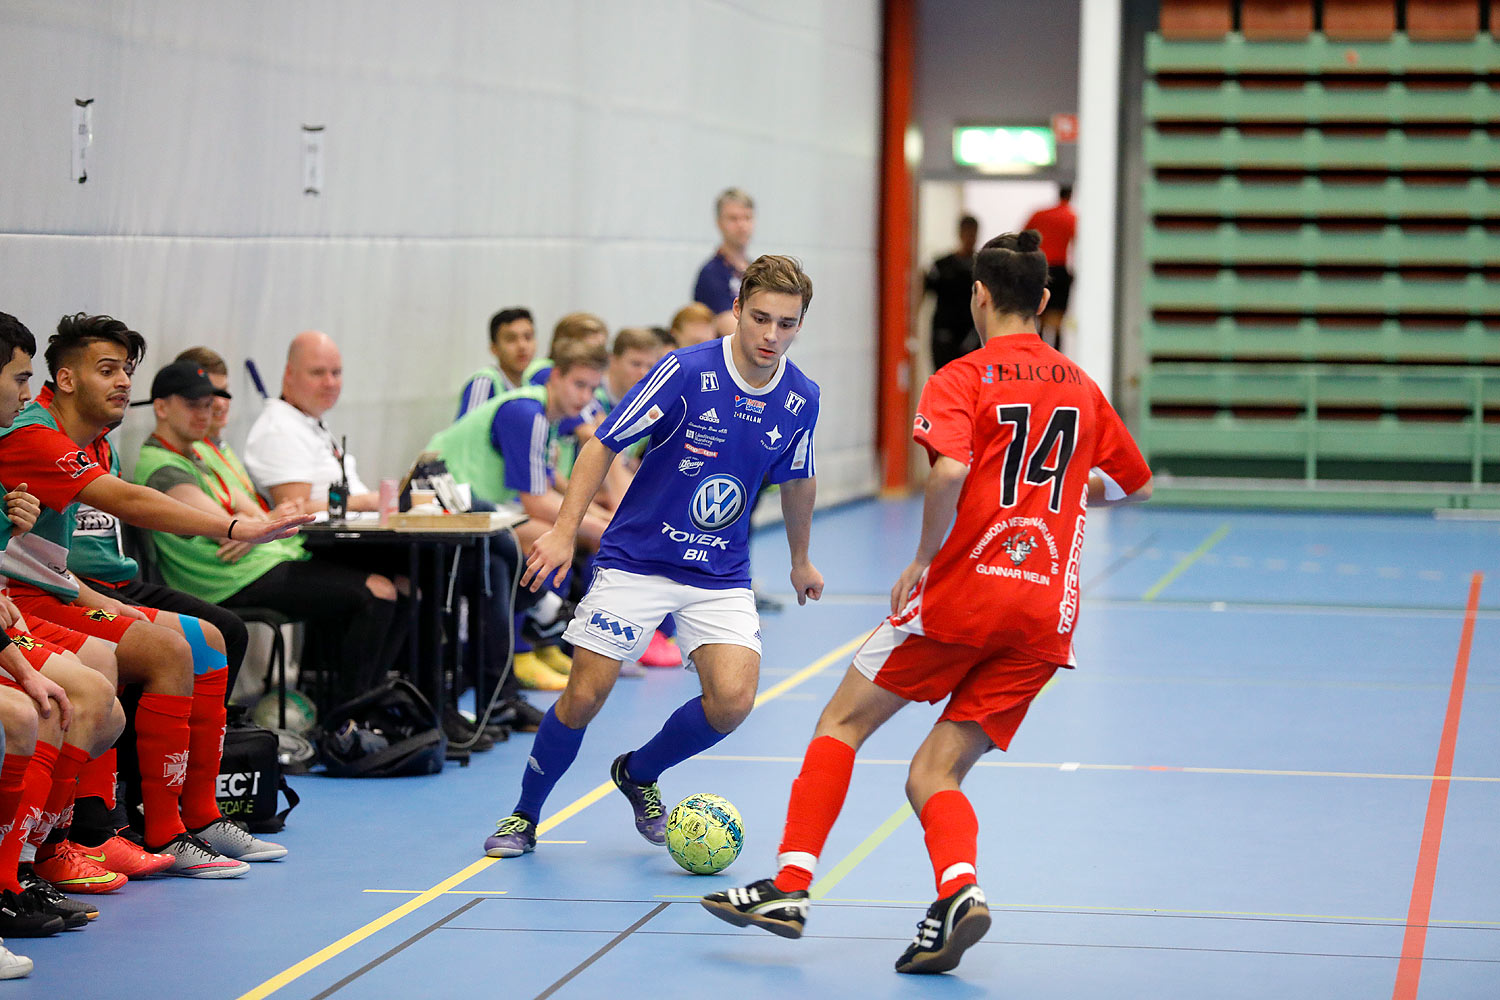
[523,313,608,387]
[1023,184,1076,349]
[457,308,536,419]
[244,331,378,514]
[669,303,717,348]
[924,215,981,371]
[134,359,405,707]
[693,188,755,339]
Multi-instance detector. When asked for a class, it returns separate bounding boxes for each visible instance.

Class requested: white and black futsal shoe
[895,884,991,974]
[700,878,809,939]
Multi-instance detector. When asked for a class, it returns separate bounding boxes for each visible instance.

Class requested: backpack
[216,722,301,833]
[317,678,447,777]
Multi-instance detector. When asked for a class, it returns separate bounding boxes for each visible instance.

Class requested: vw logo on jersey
[689,475,746,532]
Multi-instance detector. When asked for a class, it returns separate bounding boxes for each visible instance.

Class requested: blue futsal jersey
[593,336,819,589]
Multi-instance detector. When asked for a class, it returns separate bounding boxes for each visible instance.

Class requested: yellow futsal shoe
[535,645,573,676]
[513,651,567,691]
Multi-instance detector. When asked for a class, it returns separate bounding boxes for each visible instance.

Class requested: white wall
[0,0,881,503]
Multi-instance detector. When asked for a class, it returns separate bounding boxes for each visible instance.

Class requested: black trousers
[225,555,407,703]
[458,530,530,709]
[102,577,250,697]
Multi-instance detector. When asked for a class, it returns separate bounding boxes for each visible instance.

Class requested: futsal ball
[251,691,317,735]
[665,793,744,875]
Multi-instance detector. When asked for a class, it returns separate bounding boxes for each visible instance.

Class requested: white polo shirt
[243,398,370,502]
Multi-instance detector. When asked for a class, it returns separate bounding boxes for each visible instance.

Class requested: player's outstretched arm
[76,475,313,544]
[891,456,969,614]
[779,477,823,606]
[521,436,618,591]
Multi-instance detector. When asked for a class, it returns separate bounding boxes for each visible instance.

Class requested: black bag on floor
[317,678,446,777]
[217,723,300,833]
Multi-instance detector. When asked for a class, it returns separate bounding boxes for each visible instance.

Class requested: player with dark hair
[701,230,1152,976]
[482,254,824,859]
[0,313,308,877]
[457,307,537,418]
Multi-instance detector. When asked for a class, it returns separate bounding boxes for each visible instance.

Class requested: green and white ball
[665,793,744,875]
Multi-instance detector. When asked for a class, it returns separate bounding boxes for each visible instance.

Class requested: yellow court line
[809,803,913,900]
[1142,524,1230,601]
[235,630,869,1000]
[361,889,509,896]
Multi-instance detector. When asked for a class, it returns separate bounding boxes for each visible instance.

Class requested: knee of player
[0,690,39,748]
[703,687,755,731]
[70,667,116,723]
[200,620,227,654]
[102,698,127,747]
[364,574,398,602]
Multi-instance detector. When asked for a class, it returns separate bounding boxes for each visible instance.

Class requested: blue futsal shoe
[484,814,537,858]
[609,754,667,845]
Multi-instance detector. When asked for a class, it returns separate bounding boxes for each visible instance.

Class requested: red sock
[135,692,192,847]
[180,668,228,830]
[76,748,117,808]
[30,743,89,849]
[0,743,56,892]
[0,753,32,893]
[774,735,856,893]
[919,789,979,898]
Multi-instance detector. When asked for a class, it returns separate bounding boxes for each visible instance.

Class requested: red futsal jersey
[901,333,1149,662]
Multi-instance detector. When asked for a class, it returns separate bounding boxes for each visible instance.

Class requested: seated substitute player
[701,231,1152,975]
[482,253,824,859]
[0,313,308,875]
[456,307,537,419]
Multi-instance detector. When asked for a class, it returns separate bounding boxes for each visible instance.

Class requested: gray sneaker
[191,819,287,862]
[484,814,537,858]
[149,833,249,879]
[609,754,666,845]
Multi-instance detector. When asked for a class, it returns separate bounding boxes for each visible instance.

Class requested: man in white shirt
[244,331,378,513]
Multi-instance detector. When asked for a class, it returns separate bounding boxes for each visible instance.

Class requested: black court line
[1082,531,1160,595]
[308,896,486,1000]
[455,927,1500,965]
[533,901,670,1000]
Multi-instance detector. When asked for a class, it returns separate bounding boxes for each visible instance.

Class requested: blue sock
[513,706,585,822]
[626,696,727,784]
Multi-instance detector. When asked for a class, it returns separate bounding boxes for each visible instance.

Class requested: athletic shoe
[535,645,572,676]
[0,941,31,980]
[83,835,174,878]
[0,890,64,937]
[148,833,250,878]
[700,878,809,939]
[189,818,287,862]
[618,659,647,678]
[513,652,567,691]
[17,873,94,926]
[895,884,991,975]
[639,632,681,668]
[81,833,173,881]
[492,697,544,733]
[31,842,127,894]
[483,814,536,858]
[609,753,666,845]
[442,708,495,752]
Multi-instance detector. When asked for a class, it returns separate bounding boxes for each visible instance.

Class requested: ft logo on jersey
[785,391,806,416]
[701,372,719,392]
[690,475,745,532]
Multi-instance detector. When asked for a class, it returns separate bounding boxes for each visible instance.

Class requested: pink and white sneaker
[639,631,682,668]
[149,833,250,878]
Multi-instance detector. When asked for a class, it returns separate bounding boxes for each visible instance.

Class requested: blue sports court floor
[12,497,1498,999]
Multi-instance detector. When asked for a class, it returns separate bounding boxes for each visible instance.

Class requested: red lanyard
[149,434,237,515]
[201,438,268,512]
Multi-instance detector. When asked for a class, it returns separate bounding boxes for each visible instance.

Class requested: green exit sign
[952,126,1056,173]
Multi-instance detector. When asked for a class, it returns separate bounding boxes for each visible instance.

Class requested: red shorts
[9,585,159,646]
[4,626,70,671]
[852,620,1062,750]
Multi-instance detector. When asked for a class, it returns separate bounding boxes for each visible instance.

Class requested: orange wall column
[878,0,916,491]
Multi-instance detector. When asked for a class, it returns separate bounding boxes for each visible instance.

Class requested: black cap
[150,360,231,402]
